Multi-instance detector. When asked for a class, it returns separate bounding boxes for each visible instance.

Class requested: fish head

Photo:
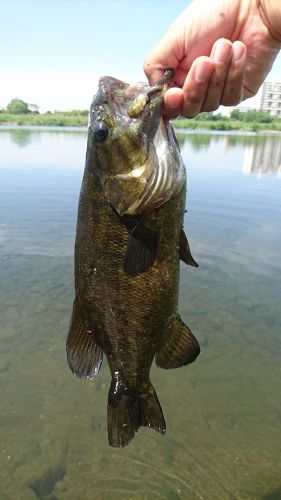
[87,70,184,215]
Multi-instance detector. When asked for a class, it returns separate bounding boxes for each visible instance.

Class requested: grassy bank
[0,110,88,127]
[173,118,281,132]
[1,110,281,132]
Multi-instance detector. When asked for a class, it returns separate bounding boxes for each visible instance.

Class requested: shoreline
[1,123,281,136]
[1,118,281,133]
[1,108,280,132]
[0,124,87,132]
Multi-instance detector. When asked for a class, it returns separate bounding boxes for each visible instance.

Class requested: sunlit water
[0,127,281,500]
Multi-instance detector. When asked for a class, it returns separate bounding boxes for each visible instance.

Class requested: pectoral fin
[124,220,159,275]
[155,315,200,369]
[179,229,198,267]
[66,296,103,379]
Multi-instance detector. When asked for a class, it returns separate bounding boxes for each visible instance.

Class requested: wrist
[258,0,281,43]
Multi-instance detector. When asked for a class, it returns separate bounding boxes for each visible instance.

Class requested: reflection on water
[177,130,281,177]
[8,128,33,147]
[0,128,281,499]
[242,136,281,177]
[3,126,281,177]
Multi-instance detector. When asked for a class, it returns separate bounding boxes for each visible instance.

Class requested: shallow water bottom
[1,252,281,500]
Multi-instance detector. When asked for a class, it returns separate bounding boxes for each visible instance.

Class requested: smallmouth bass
[66,70,200,447]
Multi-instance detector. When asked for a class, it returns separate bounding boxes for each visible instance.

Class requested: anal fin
[179,229,198,267]
[66,296,103,379]
[156,315,200,369]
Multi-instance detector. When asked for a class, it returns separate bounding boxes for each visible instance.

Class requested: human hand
[144,0,281,118]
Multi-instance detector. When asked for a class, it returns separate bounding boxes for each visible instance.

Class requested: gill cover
[89,70,185,216]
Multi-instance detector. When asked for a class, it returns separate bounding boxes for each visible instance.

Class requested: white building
[221,81,281,116]
[27,103,39,113]
[260,81,281,117]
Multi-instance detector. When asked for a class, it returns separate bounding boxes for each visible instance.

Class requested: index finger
[143,32,182,84]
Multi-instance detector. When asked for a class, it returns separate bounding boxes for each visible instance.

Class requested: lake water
[0,127,281,500]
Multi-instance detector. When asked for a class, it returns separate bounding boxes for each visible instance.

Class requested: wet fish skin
[66,72,200,447]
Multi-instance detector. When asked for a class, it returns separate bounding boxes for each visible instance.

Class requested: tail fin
[107,381,166,448]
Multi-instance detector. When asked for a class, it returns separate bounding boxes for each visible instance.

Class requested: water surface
[0,128,281,499]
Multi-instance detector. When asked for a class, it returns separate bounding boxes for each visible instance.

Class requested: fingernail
[213,39,231,63]
[195,60,213,83]
[232,42,246,63]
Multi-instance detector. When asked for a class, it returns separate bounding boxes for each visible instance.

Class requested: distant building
[220,86,263,116]
[220,105,254,117]
[260,82,281,117]
[234,105,255,113]
[221,81,281,117]
[236,86,263,113]
[27,103,39,113]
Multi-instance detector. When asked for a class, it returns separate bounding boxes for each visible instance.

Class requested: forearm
[258,0,281,42]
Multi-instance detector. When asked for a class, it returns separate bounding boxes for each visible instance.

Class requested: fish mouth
[146,69,175,99]
[127,69,175,119]
[98,70,174,120]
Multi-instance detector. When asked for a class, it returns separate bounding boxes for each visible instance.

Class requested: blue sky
[0,0,280,111]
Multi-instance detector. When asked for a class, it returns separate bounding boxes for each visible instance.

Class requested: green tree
[230,109,242,121]
[230,108,273,123]
[7,98,29,114]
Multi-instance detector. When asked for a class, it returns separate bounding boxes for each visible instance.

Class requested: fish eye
[93,122,109,142]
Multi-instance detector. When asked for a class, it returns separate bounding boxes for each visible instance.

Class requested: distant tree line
[0,98,41,114]
[230,109,274,123]
[0,98,89,117]
[193,109,277,123]
[1,97,280,130]
[1,98,278,123]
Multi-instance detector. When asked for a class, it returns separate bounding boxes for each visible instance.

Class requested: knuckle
[188,91,204,106]
[209,77,222,91]
[221,92,242,106]
[244,88,256,98]
[221,76,243,105]
[227,73,243,92]
[183,104,199,118]
[229,82,240,95]
[207,104,219,112]
[185,112,198,119]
